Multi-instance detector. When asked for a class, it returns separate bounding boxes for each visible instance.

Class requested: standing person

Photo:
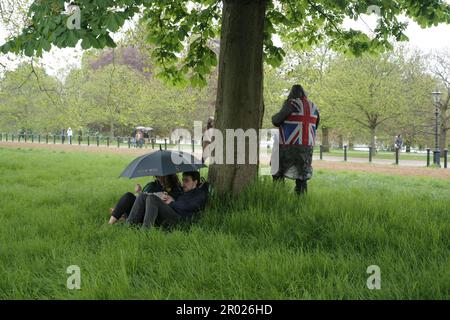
[135,130,142,148]
[202,117,214,163]
[139,130,144,148]
[271,84,320,195]
[395,134,403,150]
[67,127,73,145]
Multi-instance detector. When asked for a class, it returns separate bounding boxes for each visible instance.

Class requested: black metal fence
[0,133,201,153]
[317,145,448,169]
[1,133,448,168]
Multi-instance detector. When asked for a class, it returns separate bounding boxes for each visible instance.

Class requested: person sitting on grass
[108,175,182,225]
[126,171,207,229]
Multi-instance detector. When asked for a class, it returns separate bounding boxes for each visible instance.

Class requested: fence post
[96,136,99,147]
[106,137,109,147]
[344,145,347,162]
[164,138,167,150]
[117,137,120,148]
[46,134,48,144]
[18,134,21,142]
[0,133,2,142]
[444,149,448,169]
[24,134,27,143]
[53,135,56,144]
[5,133,8,142]
[395,147,399,165]
[426,148,431,167]
[78,135,81,146]
[87,136,90,146]
[320,145,323,160]
[369,147,373,163]
[128,137,131,148]
[152,139,155,149]
[192,139,195,153]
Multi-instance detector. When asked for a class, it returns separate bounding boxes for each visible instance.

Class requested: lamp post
[432,90,442,166]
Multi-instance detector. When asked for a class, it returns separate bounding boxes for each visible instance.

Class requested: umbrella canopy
[120,150,206,178]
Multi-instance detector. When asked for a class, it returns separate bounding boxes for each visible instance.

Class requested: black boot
[272,175,285,183]
[295,179,307,195]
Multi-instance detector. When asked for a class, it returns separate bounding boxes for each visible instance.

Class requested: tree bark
[370,126,376,152]
[321,127,330,152]
[208,0,266,194]
[110,117,115,138]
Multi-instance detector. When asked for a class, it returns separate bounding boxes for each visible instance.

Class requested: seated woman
[108,174,182,225]
[127,171,208,229]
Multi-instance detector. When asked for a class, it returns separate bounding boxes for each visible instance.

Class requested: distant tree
[428,49,450,151]
[321,52,409,151]
[0,63,62,132]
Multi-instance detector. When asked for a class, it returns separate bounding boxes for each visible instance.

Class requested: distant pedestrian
[395,134,403,150]
[202,116,214,163]
[136,130,144,148]
[61,128,65,144]
[67,127,73,144]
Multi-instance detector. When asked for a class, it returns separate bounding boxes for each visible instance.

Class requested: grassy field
[0,147,449,299]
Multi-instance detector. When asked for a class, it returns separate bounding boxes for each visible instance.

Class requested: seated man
[127,171,207,228]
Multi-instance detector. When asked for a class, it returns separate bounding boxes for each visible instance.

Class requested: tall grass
[0,147,449,299]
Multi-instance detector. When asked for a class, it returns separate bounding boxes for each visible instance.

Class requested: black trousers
[127,193,181,228]
[112,192,136,220]
[273,175,308,195]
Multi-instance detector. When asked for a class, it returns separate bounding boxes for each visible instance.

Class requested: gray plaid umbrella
[120,150,205,178]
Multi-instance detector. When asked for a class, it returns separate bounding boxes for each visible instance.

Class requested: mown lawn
[0,147,449,299]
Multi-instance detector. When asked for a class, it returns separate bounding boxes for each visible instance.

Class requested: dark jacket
[143,181,183,200]
[169,187,207,219]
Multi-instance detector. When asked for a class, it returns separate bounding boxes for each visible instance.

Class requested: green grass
[0,147,449,299]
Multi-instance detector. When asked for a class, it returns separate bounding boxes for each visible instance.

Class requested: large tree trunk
[208,0,266,194]
[321,127,330,152]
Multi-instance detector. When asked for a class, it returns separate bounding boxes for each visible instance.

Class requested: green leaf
[81,37,91,50]
[104,34,116,48]
[106,13,120,32]
[65,31,79,47]
[24,42,34,57]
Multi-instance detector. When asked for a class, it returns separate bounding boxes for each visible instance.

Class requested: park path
[1,141,449,180]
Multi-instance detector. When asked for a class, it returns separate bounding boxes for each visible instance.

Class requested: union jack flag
[279,97,319,146]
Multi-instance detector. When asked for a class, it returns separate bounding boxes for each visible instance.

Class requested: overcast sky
[0,12,449,80]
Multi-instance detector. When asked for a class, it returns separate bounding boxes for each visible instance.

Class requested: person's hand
[162,194,174,204]
[135,184,142,193]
